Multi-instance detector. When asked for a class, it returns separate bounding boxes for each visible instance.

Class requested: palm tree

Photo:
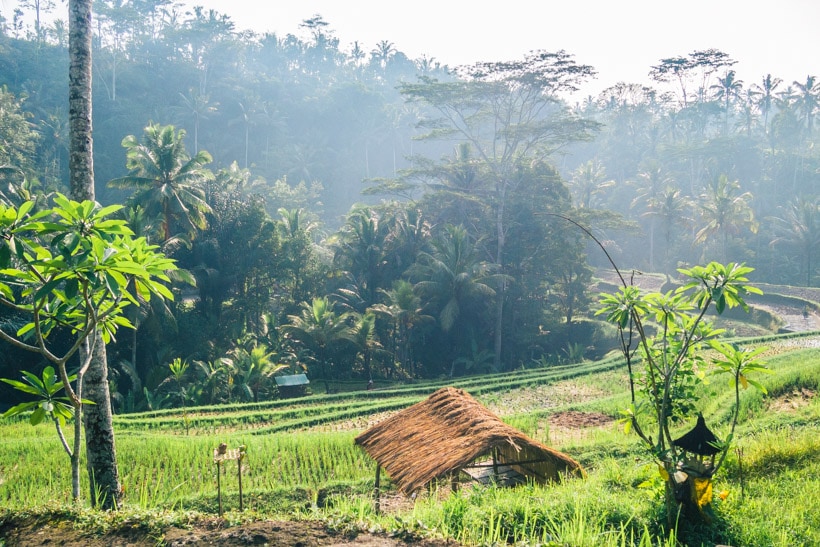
[175,89,217,153]
[710,70,744,133]
[281,297,352,393]
[371,280,433,378]
[768,196,820,286]
[277,208,320,309]
[350,311,384,381]
[630,162,674,271]
[792,75,820,135]
[645,186,693,276]
[383,205,430,280]
[695,174,757,259]
[569,159,615,209]
[192,358,232,405]
[228,340,287,402]
[370,40,396,70]
[750,74,782,136]
[108,123,214,242]
[410,224,497,335]
[332,207,390,308]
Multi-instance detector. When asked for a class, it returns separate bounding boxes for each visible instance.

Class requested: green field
[1,332,819,546]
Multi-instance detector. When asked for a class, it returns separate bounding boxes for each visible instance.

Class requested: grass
[1,332,819,545]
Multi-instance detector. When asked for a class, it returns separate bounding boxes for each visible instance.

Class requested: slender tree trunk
[69,0,121,510]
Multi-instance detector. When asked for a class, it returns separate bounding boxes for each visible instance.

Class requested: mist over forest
[0,2,818,411]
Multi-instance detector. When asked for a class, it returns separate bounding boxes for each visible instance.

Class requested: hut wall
[498,445,560,484]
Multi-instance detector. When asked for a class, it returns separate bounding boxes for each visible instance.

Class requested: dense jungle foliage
[0,2,818,414]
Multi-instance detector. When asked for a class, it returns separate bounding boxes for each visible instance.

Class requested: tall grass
[1,340,818,545]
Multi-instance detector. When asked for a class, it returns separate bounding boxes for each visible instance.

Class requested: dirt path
[754,302,818,332]
[595,269,820,333]
[0,516,453,546]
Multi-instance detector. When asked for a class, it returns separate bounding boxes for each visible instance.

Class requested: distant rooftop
[274,373,309,387]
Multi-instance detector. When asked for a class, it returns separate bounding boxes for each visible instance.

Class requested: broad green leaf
[149,281,174,300]
[0,282,13,300]
[0,378,42,396]
[32,277,64,303]
[29,406,45,425]
[745,378,768,394]
[2,401,40,418]
[16,322,35,338]
[94,204,124,219]
[16,199,34,219]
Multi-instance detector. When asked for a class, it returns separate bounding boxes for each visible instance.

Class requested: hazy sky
[184,0,819,98]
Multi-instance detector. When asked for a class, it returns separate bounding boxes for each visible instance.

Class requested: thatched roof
[354,387,584,494]
[673,414,721,456]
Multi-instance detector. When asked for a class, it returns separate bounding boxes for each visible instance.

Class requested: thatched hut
[354,387,584,494]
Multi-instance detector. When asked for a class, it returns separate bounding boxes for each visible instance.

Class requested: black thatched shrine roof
[672,414,720,456]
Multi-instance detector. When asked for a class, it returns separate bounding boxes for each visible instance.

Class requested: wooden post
[237,456,243,512]
[374,464,381,514]
[238,445,247,511]
[216,461,223,516]
[492,447,499,481]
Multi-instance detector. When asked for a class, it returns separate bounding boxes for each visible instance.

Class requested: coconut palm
[281,297,353,393]
[69,0,121,509]
[350,311,385,381]
[768,196,820,286]
[410,224,497,334]
[370,40,396,70]
[695,174,757,259]
[108,123,214,242]
[174,89,217,153]
[371,280,433,378]
[750,74,782,135]
[792,75,820,134]
[569,159,615,209]
[228,340,287,402]
[645,186,693,276]
[630,162,674,271]
[332,207,390,308]
[710,70,744,134]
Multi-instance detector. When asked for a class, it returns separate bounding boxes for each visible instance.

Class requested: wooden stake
[374,464,381,514]
[237,456,243,511]
[216,461,223,517]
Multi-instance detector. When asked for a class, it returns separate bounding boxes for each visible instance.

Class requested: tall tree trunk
[493,183,506,371]
[83,332,120,508]
[69,0,94,203]
[69,0,121,510]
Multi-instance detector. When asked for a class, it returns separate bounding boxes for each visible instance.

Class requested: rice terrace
[1,279,818,546]
[2,1,820,545]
